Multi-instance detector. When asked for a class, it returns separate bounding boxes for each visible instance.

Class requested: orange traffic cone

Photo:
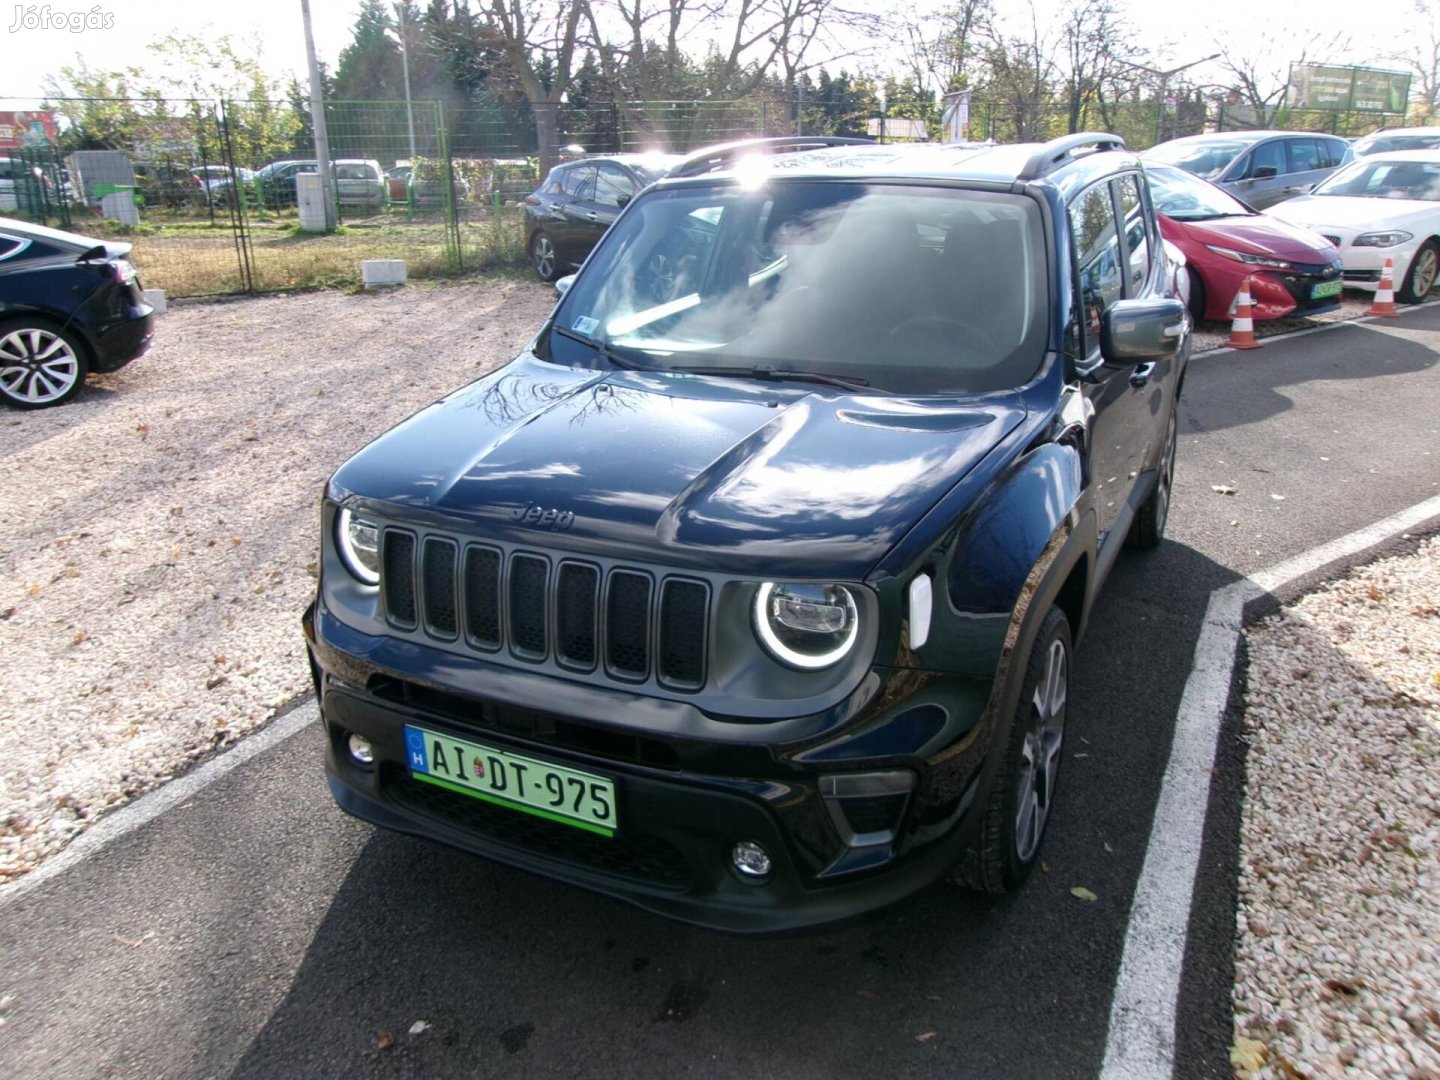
[1229,276,1261,349]
[1368,256,1399,317]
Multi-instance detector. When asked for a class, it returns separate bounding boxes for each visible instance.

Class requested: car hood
[331,354,1026,579]
[1162,213,1338,262]
[1266,195,1440,233]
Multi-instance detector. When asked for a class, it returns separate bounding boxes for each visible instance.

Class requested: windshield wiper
[551,325,653,371]
[669,364,886,395]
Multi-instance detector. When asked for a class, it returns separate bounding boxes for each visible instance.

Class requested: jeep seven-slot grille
[381,529,708,690]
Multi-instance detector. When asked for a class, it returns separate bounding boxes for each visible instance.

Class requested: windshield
[1144,140,1249,180]
[1314,158,1440,200]
[1354,134,1440,156]
[547,182,1047,395]
[1145,163,1252,220]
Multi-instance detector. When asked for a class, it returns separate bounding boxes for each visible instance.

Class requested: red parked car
[1143,162,1343,321]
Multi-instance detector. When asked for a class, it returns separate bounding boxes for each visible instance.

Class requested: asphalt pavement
[1,308,1438,1080]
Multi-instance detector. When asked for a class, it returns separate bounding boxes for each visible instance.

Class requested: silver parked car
[1142,131,1350,210]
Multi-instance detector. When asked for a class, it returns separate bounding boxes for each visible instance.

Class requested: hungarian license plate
[1311,279,1342,300]
[404,724,617,836]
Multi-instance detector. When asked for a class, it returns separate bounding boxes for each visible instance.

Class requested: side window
[1286,139,1323,174]
[1222,153,1250,184]
[0,235,24,261]
[593,164,637,208]
[567,166,597,201]
[1321,138,1348,168]
[1068,182,1123,358]
[1115,174,1150,295]
[560,165,591,198]
[1250,140,1285,177]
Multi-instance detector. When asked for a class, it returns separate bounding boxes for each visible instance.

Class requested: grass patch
[92,206,529,296]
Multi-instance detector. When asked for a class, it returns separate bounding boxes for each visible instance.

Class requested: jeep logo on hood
[510,502,575,530]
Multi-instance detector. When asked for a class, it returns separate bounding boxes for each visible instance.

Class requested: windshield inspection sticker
[572,316,599,336]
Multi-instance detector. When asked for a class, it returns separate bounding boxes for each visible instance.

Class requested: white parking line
[1099,494,1440,1079]
[0,701,318,909]
[1194,292,1440,358]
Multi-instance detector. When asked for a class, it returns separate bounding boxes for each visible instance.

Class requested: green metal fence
[6,93,1409,298]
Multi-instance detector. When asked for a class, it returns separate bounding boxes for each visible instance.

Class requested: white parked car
[1265,150,1440,303]
[1350,127,1440,158]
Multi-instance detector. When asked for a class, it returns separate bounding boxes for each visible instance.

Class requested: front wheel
[0,320,89,410]
[953,605,1071,893]
[1397,239,1439,304]
[530,231,560,282]
[1186,270,1208,324]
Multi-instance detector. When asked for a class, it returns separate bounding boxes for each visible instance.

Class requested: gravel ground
[0,279,556,881]
[1234,536,1440,1078]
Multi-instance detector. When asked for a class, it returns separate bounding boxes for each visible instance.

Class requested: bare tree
[900,0,995,96]
[1385,0,1440,117]
[1056,0,1141,133]
[464,0,589,172]
[1211,25,1350,128]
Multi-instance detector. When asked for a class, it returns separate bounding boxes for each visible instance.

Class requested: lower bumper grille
[384,767,693,889]
[1343,270,1382,283]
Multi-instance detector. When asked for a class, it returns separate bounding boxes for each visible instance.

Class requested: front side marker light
[907,573,933,651]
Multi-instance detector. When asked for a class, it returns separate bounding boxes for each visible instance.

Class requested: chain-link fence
[4,93,1409,298]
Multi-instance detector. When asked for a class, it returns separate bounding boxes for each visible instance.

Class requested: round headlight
[753,582,860,670]
[335,507,380,586]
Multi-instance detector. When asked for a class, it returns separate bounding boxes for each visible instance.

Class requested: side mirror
[616,193,632,207]
[1100,298,1187,364]
[1251,165,1278,180]
[555,274,576,298]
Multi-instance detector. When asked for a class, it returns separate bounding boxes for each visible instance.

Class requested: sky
[0,0,1422,108]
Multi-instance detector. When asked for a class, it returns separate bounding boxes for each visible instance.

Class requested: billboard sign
[1288,64,1411,112]
[0,111,58,150]
[941,90,971,143]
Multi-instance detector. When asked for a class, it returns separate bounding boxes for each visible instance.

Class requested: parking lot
[0,283,1436,1078]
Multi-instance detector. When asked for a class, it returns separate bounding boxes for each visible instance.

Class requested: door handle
[1129,363,1155,388]
[585,211,599,220]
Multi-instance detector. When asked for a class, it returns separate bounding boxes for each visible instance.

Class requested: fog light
[731,841,772,879]
[347,733,374,764]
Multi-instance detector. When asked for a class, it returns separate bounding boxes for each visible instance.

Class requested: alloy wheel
[1413,246,1438,298]
[1014,636,1068,863]
[533,235,556,280]
[0,328,81,406]
[1154,410,1178,536]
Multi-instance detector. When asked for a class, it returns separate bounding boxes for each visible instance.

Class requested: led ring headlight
[753,582,859,670]
[335,507,381,586]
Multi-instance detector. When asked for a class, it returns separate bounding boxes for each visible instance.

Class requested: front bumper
[1304,229,1419,294]
[305,599,990,934]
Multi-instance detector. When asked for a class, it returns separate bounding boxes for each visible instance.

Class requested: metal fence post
[439,101,461,272]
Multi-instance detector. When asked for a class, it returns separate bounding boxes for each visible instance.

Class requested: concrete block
[362,259,408,288]
[142,288,167,315]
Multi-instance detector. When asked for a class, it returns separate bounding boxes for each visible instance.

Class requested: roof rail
[666,136,874,179]
[1017,132,1127,181]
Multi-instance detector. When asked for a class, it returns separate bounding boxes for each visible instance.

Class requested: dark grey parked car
[1143,131,1350,210]
[523,154,681,281]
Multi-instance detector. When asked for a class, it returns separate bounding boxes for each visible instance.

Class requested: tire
[1186,270,1207,323]
[530,231,560,282]
[1128,403,1178,550]
[0,319,89,410]
[1397,239,1439,304]
[953,605,1071,893]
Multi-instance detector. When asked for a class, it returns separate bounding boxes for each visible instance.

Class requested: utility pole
[300,0,336,229]
[395,2,417,163]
